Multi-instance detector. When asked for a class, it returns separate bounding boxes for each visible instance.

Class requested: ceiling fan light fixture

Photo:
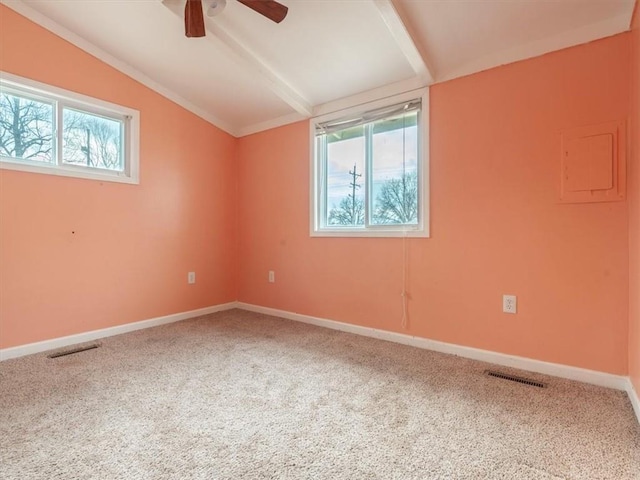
[206,0,226,17]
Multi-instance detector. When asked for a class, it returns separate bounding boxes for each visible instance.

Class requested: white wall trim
[237,302,630,392]
[627,379,640,425]
[237,111,308,138]
[0,302,238,361]
[3,299,637,425]
[437,13,632,83]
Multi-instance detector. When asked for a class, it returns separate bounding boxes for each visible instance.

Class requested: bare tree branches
[0,93,53,161]
[63,110,121,170]
[0,92,122,171]
[328,170,418,226]
[329,195,365,226]
[373,171,418,224]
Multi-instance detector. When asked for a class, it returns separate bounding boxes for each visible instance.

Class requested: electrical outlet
[503,294,517,314]
[188,272,196,284]
[268,270,275,283]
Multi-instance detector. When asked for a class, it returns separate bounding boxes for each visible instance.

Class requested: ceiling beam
[162,0,312,117]
[371,0,435,85]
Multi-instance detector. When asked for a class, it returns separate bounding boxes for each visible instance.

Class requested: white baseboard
[237,302,629,392]
[0,302,238,361]
[627,379,640,425]
[3,300,637,424]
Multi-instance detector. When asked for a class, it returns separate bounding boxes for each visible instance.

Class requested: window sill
[310,227,429,238]
[0,158,139,185]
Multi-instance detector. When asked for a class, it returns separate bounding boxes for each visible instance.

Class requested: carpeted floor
[1,309,639,479]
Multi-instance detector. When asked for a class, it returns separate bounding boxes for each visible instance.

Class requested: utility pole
[348,164,362,225]
[80,128,91,166]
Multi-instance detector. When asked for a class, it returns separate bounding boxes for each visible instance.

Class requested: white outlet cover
[268,271,275,283]
[503,294,517,314]
[188,272,196,284]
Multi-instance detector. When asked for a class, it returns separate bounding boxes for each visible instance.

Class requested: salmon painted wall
[237,34,632,374]
[0,6,237,349]
[630,2,640,393]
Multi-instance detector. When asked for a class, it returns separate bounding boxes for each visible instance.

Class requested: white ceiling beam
[371,0,435,85]
[162,0,312,117]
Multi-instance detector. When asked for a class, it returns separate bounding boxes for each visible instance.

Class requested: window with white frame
[311,90,429,237]
[0,72,139,184]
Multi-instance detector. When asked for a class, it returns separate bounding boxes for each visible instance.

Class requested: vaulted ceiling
[3,0,635,137]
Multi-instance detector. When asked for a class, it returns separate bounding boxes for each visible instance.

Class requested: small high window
[311,90,429,237]
[0,72,139,184]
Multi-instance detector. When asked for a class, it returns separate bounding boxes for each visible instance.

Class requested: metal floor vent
[485,370,546,388]
[48,343,100,359]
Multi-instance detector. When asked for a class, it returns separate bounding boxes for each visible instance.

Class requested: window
[0,72,139,184]
[311,90,429,237]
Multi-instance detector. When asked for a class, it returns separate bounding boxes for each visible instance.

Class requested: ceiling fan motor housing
[207,0,226,17]
[185,0,289,37]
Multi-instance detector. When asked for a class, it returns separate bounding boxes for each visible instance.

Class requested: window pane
[0,92,54,163]
[325,126,365,227]
[371,112,418,225]
[63,108,123,171]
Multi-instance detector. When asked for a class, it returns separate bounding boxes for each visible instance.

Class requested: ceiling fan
[185,0,288,37]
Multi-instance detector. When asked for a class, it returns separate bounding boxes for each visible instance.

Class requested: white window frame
[310,89,430,238]
[0,71,140,184]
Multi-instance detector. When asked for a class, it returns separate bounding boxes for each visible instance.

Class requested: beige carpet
[1,309,638,479]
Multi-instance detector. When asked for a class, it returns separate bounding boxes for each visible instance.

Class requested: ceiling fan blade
[185,0,206,37]
[237,0,288,23]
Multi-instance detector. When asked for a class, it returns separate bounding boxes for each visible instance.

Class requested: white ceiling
[3,0,635,137]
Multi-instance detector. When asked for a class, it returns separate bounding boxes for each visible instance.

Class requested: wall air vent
[485,370,546,388]
[47,343,100,359]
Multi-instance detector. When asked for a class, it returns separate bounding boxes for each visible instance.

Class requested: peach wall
[0,6,237,348]
[237,33,632,374]
[1,5,635,381]
[630,2,640,393]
